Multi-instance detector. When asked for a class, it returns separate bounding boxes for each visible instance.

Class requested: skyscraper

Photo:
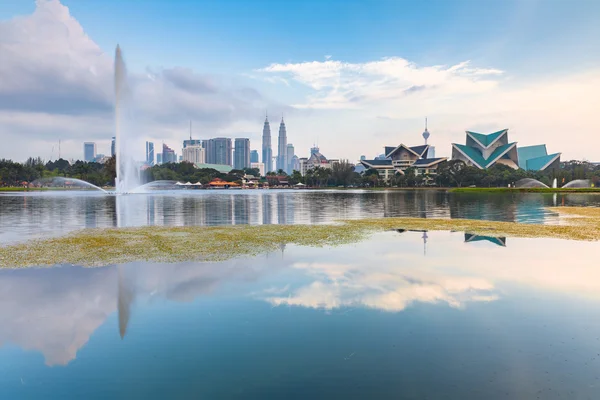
[234,138,251,170]
[111,137,116,157]
[146,141,154,165]
[250,150,259,163]
[262,114,272,173]
[84,142,96,162]
[286,143,295,174]
[183,121,202,149]
[182,145,205,164]
[206,138,232,165]
[157,153,163,164]
[162,143,177,163]
[277,117,287,172]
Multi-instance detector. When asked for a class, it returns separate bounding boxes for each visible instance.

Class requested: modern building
[277,117,287,172]
[298,146,340,175]
[262,114,273,173]
[517,145,561,171]
[183,139,202,149]
[234,138,251,170]
[146,141,154,165]
[251,162,265,176]
[83,142,96,162]
[298,157,309,176]
[206,137,232,166]
[157,153,163,164]
[250,150,259,163]
[111,137,116,157]
[451,129,560,171]
[360,121,447,181]
[286,143,295,174]
[162,143,177,164]
[182,145,205,164]
[290,155,300,173]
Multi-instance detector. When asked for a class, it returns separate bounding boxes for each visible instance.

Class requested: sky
[0,0,599,162]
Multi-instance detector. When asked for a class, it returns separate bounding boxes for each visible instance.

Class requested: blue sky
[0,0,599,161]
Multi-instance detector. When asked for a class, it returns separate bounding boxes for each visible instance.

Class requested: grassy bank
[1,206,599,268]
[449,187,600,193]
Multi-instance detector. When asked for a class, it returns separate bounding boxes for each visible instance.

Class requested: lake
[1,190,600,399]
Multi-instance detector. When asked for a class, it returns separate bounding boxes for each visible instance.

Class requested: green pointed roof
[484,142,517,168]
[466,129,508,148]
[452,143,487,168]
[524,153,561,171]
[517,145,547,169]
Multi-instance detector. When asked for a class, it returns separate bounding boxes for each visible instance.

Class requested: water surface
[2,190,599,244]
[1,231,599,399]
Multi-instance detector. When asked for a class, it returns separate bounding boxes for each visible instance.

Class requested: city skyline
[0,0,599,162]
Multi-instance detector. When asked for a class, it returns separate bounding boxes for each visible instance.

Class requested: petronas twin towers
[262,113,287,173]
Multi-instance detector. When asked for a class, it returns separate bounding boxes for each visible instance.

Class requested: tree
[331,160,355,187]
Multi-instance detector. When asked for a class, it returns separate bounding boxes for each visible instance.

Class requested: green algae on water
[1,207,599,268]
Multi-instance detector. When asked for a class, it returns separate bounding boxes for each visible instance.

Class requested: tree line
[2,157,599,188]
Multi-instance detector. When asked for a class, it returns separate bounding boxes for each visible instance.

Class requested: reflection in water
[2,231,600,369]
[4,190,600,244]
[465,233,507,247]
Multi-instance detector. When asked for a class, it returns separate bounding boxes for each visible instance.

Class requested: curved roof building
[451,129,560,171]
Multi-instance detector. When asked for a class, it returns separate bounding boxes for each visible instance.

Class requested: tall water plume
[114,45,140,193]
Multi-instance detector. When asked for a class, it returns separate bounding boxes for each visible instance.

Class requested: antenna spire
[189,120,192,141]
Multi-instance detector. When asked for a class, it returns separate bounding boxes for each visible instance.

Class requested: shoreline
[1,206,599,268]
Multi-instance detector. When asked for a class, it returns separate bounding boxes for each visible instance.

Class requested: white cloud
[0,0,278,161]
[258,58,504,109]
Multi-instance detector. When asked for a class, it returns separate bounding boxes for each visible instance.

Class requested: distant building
[286,143,295,174]
[145,141,154,165]
[251,162,265,176]
[193,163,233,173]
[305,146,338,171]
[360,155,366,161]
[156,153,163,164]
[290,155,300,173]
[298,157,309,176]
[111,137,116,157]
[182,145,205,164]
[250,150,259,163]
[234,138,251,170]
[262,114,273,173]
[183,139,202,148]
[162,143,177,164]
[451,129,560,171]
[83,142,96,162]
[277,117,287,172]
[206,138,232,165]
[360,121,447,182]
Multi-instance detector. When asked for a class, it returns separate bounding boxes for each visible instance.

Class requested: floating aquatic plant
[1,207,599,268]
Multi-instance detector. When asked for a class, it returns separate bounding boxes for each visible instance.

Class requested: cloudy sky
[0,0,599,162]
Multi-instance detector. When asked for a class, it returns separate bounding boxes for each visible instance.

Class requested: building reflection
[464,233,507,247]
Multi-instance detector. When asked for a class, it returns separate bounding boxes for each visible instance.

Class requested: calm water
[2,189,600,244]
[1,231,600,399]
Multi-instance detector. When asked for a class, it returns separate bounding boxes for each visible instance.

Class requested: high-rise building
[251,162,265,176]
[84,142,96,162]
[182,145,205,164]
[162,143,177,164]
[146,141,154,165]
[250,150,259,163]
[234,138,251,170]
[286,143,295,174]
[262,114,272,173]
[291,155,300,173]
[206,138,232,165]
[277,117,287,172]
[157,153,163,164]
[111,137,116,157]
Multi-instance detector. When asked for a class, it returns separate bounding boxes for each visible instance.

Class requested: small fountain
[552,178,557,188]
[31,177,108,193]
[514,178,549,189]
[562,179,591,188]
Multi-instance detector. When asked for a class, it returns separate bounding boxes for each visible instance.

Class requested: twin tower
[261,114,286,173]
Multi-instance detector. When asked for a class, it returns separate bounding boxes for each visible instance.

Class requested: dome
[422,129,430,140]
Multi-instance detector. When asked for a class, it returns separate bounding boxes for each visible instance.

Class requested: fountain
[31,177,108,193]
[563,179,591,188]
[552,178,557,188]
[514,178,549,188]
[114,45,141,194]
